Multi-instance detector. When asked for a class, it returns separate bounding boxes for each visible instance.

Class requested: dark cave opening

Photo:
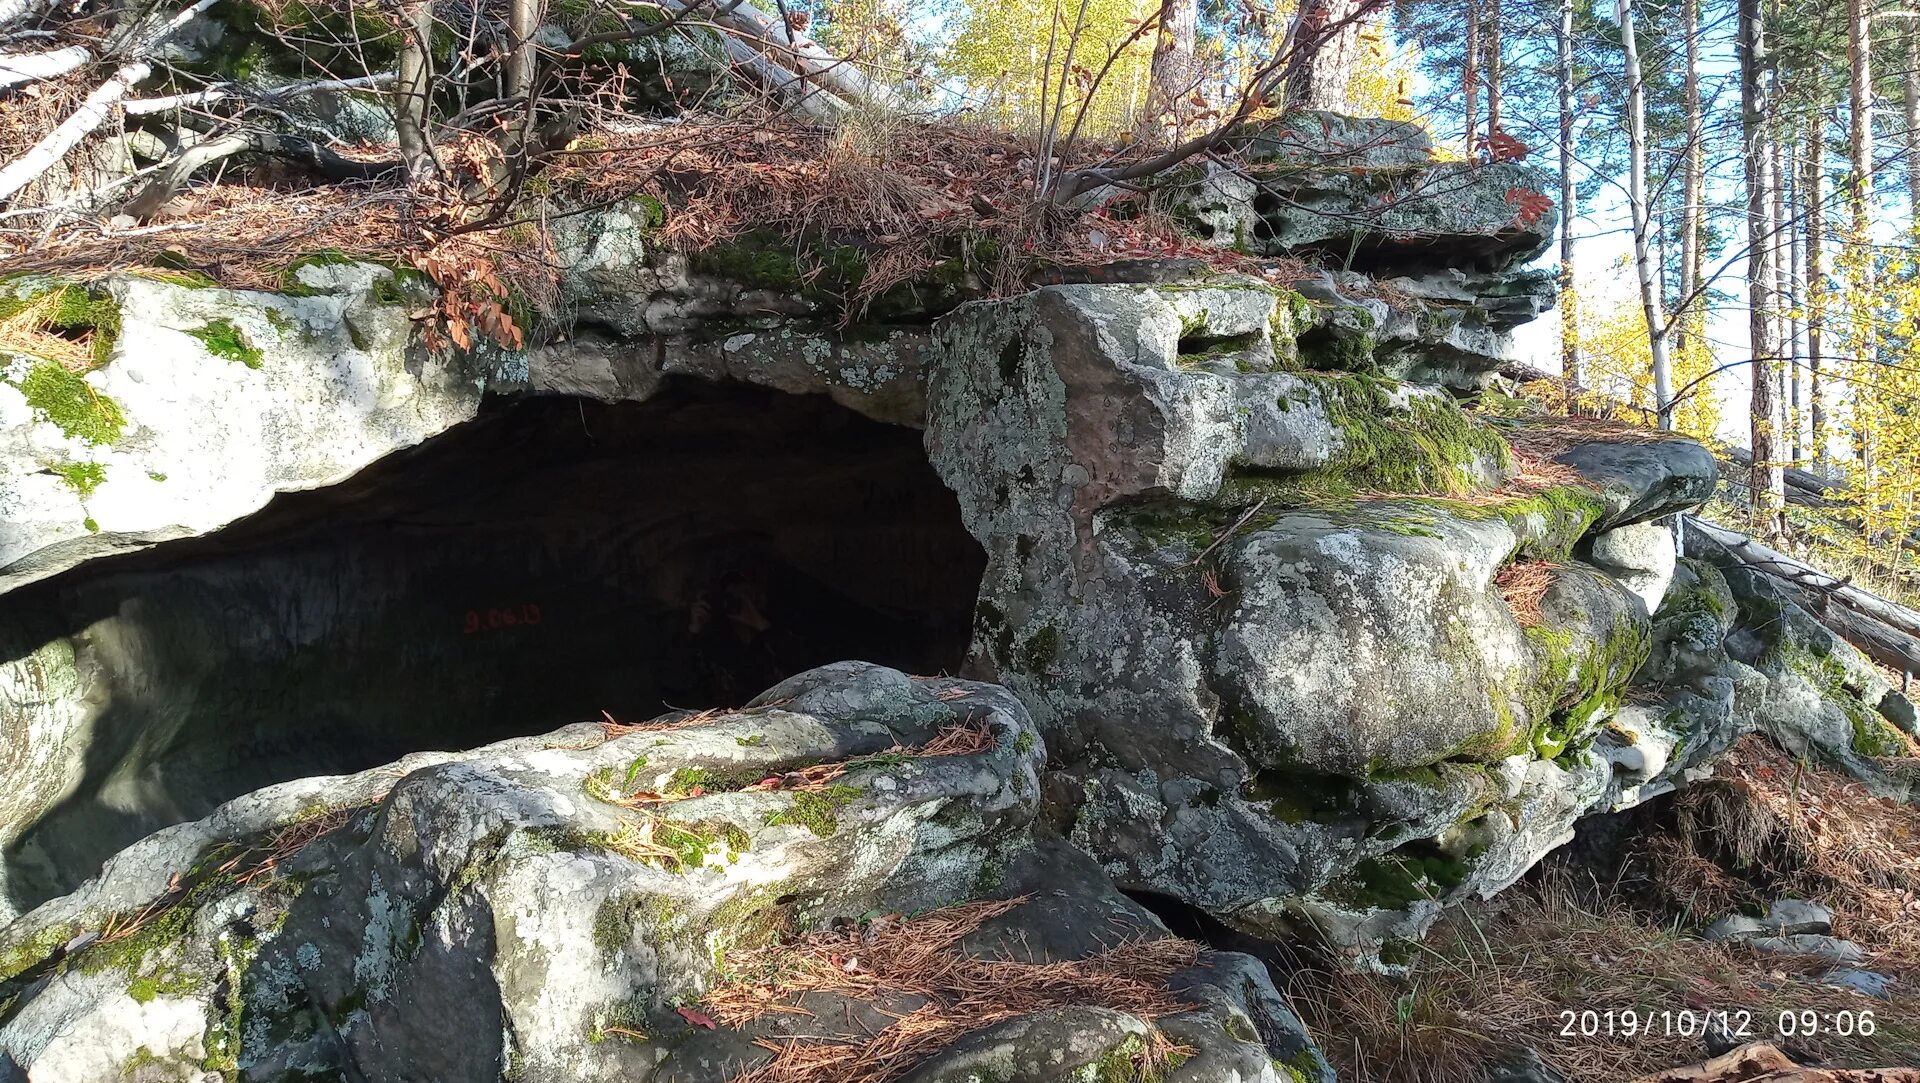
[0,382,986,910]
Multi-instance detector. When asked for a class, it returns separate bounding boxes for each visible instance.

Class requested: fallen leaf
[677,1006,717,1030]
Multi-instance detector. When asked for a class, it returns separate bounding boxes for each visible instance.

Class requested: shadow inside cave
[0,381,986,914]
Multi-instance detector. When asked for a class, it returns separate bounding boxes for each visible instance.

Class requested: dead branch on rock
[122,129,401,217]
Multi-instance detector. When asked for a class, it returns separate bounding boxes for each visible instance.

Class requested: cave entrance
[0,383,986,910]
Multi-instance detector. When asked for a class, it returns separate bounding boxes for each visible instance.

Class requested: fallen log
[708,0,902,110]
[1629,1041,1920,1083]
[0,44,88,90]
[654,0,844,119]
[1684,515,1920,678]
[1719,446,1837,509]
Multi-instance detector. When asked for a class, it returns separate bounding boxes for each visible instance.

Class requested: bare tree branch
[0,44,87,89]
[0,0,219,204]
[122,129,401,218]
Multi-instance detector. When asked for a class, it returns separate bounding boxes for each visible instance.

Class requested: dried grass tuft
[1293,864,1920,1082]
[705,898,1199,1083]
[1639,736,1920,960]
[0,290,92,369]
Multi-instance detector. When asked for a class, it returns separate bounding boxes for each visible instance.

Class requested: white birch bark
[0,0,218,204]
[1616,0,1673,429]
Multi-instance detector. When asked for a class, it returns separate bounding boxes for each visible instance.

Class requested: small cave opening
[0,382,986,910]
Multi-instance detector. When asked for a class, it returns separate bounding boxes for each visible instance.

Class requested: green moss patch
[1326,842,1474,911]
[1514,614,1651,760]
[274,250,427,298]
[764,784,861,837]
[52,461,105,499]
[187,318,264,368]
[1224,375,1512,507]
[17,360,127,445]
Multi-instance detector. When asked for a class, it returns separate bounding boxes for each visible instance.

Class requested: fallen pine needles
[705,898,1199,1083]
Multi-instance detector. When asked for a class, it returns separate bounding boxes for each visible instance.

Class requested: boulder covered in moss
[0,662,1328,1082]
[1699,554,1916,796]
[926,281,1719,956]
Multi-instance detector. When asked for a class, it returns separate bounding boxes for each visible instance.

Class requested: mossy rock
[1219,374,1512,507]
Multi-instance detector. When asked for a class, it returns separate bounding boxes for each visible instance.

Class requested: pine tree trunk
[1806,108,1827,467]
[1464,0,1480,155]
[1558,0,1579,390]
[1787,139,1806,463]
[1285,0,1371,112]
[1484,0,1502,136]
[1740,0,1785,537]
[1850,0,1874,242]
[1137,0,1197,144]
[1771,135,1793,456]
[1847,0,1873,475]
[1907,19,1920,239]
[1676,0,1703,377]
[1617,0,1673,428]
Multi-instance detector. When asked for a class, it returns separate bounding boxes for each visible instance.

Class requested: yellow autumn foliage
[1826,242,1920,599]
[936,0,1419,139]
[940,0,1160,136]
[1567,282,1721,446]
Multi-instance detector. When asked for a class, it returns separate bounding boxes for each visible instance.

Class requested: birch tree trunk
[1740,0,1786,537]
[1558,0,1580,389]
[1806,108,1827,467]
[1617,0,1673,428]
[1137,0,1197,145]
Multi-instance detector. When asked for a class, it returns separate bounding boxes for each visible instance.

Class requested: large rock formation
[1,110,1913,1080]
[923,280,1727,952]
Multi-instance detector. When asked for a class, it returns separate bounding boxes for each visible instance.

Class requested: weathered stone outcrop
[0,662,1329,1082]
[1682,539,1918,798]
[924,281,1717,954]
[0,264,495,595]
[1157,111,1559,388]
[0,247,941,597]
